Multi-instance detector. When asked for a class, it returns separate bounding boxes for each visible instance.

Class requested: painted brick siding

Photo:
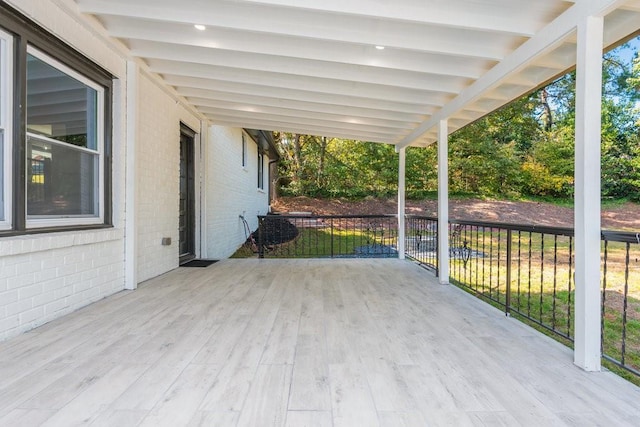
[0,1,130,340]
[136,72,201,283]
[0,230,125,341]
[0,1,267,341]
[206,127,270,259]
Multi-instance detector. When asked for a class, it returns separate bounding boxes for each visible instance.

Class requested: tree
[273,37,640,202]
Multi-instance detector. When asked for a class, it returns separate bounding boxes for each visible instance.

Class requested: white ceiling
[74,0,640,146]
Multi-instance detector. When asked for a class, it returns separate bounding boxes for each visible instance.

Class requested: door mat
[181,259,218,267]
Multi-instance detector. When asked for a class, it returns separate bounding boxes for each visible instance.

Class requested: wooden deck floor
[0,258,639,426]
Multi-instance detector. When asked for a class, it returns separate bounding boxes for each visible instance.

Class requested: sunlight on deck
[0,259,639,426]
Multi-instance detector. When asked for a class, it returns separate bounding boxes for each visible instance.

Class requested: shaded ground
[272,196,640,231]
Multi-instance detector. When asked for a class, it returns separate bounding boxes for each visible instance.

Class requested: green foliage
[406,146,438,198]
[274,37,640,202]
[521,130,575,197]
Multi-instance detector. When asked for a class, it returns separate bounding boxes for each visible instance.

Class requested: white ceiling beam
[163,74,453,107]
[602,8,640,47]
[620,2,640,12]
[77,0,539,49]
[29,112,86,123]
[583,0,633,16]
[199,107,411,135]
[397,4,580,148]
[177,86,434,117]
[27,79,84,95]
[190,99,418,130]
[27,89,87,104]
[103,16,500,73]
[145,57,469,97]
[230,0,556,35]
[185,95,429,124]
[28,101,87,115]
[206,116,398,144]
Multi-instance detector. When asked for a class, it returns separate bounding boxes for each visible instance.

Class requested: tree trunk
[318,136,327,188]
[540,88,553,131]
[293,133,303,191]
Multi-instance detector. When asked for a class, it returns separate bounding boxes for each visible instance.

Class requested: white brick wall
[135,72,201,283]
[0,1,130,340]
[0,1,272,341]
[205,127,270,259]
[0,229,124,341]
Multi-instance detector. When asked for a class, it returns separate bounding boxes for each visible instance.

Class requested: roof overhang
[72,0,640,147]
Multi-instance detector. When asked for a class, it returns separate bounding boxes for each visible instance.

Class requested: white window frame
[0,29,13,231]
[25,47,105,228]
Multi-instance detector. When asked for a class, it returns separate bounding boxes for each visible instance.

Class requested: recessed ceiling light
[375,45,385,50]
[194,24,206,31]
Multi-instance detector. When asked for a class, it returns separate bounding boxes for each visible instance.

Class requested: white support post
[437,119,449,284]
[397,146,406,260]
[198,121,208,259]
[124,61,138,290]
[574,13,603,371]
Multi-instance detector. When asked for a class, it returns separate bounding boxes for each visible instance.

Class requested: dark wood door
[179,129,195,263]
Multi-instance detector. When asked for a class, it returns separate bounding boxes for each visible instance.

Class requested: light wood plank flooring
[1,258,639,426]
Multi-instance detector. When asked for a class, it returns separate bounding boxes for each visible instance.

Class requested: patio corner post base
[573,11,603,372]
[437,119,449,285]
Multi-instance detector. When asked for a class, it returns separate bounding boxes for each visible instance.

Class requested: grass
[445,232,640,385]
[232,220,640,384]
[231,226,398,258]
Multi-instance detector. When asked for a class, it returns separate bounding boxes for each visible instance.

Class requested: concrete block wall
[135,72,201,283]
[205,126,270,259]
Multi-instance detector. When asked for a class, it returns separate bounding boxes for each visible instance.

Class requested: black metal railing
[601,230,640,376]
[257,214,398,258]
[405,215,640,378]
[255,213,639,377]
[404,215,438,272]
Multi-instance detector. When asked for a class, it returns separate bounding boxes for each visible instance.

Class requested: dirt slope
[272,196,640,231]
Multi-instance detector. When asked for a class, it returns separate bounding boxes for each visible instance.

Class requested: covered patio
[1,259,638,426]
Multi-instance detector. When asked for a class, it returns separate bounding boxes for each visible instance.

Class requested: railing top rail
[260,213,638,243]
[601,230,640,244]
[259,214,398,219]
[405,215,575,236]
[406,215,640,242]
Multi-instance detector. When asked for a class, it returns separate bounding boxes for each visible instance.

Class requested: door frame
[179,123,196,264]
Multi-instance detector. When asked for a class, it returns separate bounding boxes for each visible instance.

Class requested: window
[26,49,104,226]
[0,29,12,230]
[242,133,247,168]
[0,3,112,233]
[257,149,264,190]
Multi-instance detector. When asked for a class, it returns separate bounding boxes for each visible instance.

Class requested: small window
[0,29,12,229]
[257,150,264,190]
[25,48,104,226]
[242,133,247,168]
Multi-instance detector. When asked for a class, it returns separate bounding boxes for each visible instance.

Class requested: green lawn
[233,220,640,384]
